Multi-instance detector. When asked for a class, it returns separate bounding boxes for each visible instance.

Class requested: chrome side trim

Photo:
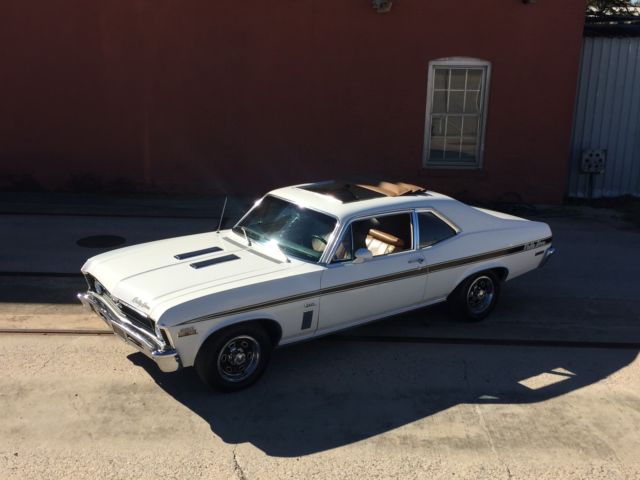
[324,208,417,264]
[414,207,461,234]
[77,291,181,373]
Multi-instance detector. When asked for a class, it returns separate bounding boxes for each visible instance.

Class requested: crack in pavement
[231,445,248,480]
[462,359,513,480]
[36,343,64,373]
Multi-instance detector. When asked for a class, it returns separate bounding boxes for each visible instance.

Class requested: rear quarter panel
[422,221,551,300]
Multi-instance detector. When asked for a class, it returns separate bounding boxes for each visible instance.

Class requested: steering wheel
[310,235,328,253]
[311,235,328,246]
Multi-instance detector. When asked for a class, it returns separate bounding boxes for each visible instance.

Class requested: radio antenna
[216,196,228,233]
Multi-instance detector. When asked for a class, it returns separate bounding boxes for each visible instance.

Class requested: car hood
[81,231,302,317]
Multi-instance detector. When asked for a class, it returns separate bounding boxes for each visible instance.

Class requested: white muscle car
[78,180,554,391]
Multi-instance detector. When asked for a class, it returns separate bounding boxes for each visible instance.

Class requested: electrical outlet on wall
[372,0,393,13]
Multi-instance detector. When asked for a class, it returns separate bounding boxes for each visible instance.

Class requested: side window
[332,225,354,262]
[418,212,456,248]
[332,213,413,262]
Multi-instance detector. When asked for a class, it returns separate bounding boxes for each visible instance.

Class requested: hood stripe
[190,254,239,270]
[174,246,222,260]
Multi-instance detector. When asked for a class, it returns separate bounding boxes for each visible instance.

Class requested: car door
[414,209,461,301]
[317,211,427,333]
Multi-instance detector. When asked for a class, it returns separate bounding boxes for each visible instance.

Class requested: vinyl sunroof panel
[299,180,427,203]
[299,182,387,203]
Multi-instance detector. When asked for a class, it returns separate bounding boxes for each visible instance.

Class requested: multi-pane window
[423,59,490,168]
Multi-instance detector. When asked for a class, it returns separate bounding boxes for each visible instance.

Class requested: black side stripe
[177,236,552,325]
[429,245,524,273]
[190,254,239,269]
[174,246,222,260]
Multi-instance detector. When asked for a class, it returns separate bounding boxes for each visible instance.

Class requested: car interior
[329,213,413,261]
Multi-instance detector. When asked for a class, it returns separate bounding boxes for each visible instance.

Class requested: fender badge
[131,297,150,310]
[178,326,198,338]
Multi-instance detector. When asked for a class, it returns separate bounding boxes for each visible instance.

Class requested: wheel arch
[448,264,508,299]
[192,318,278,391]
[195,317,282,356]
[171,315,283,368]
[491,266,509,282]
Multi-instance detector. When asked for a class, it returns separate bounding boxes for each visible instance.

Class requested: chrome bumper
[538,246,556,268]
[77,291,181,373]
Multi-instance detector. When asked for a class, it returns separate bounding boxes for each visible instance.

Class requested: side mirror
[353,248,373,264]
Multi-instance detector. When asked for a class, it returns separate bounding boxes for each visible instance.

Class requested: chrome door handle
[408,257,424,264]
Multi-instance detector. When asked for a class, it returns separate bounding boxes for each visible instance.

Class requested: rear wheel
[448,271,500,322]
[195,323,272,392]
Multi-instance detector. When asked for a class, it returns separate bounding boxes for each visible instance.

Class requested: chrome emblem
[131,297,150,310]
[178,326,198,338]
[524,240,547,251]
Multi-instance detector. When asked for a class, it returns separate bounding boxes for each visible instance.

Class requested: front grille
[118,303,155,333]
[86,275,155,334]
[84,274,96,292]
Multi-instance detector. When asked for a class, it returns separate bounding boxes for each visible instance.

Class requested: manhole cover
[76,235,126,248]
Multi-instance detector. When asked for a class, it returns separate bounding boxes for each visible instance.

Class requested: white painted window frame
[422,57,492,169]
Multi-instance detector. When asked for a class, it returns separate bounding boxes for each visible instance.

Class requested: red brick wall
[0,0,585,203]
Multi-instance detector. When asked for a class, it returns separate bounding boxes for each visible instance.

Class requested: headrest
[367,229,404,248]
[357,181,425,197]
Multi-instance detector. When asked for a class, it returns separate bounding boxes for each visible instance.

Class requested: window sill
[419,165,486,178]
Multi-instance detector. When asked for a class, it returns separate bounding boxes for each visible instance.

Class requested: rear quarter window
[418,212,457,248]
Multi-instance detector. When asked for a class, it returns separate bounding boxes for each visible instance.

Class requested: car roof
[268,180,460,222]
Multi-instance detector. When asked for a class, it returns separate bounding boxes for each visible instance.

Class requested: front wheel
[448,271,500,322]
[195,323,272,392]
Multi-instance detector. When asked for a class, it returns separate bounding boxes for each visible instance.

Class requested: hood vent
[174,246,223,260]
[190,254,239,270]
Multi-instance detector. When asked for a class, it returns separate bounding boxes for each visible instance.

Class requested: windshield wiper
[239,226,252,247]
[273,242,291,263]
[232,226,291,262]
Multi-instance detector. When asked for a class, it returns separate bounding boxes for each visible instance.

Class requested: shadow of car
[129,328,638,458]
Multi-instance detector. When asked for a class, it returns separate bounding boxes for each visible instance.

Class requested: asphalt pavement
[1,193,639,479]
[0,194,638,344]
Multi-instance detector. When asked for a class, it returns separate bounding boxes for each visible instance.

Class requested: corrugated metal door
[569,36,640,198]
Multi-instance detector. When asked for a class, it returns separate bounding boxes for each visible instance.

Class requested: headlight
[155,323,163,341]
[95,280,104,295]
[155,324,171,348]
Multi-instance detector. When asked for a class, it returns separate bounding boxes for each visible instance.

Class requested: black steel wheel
[448,270,500,322]
[195,323,272,392]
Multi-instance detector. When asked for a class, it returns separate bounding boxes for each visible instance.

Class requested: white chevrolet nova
[78,181,554,391]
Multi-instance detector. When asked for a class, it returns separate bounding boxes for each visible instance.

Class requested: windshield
[232,195,337,262]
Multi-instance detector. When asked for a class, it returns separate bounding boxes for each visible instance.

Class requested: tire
[448,271,501,322]
[195,323,272,392]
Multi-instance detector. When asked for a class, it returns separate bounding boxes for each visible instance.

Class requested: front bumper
[77,291,181,373]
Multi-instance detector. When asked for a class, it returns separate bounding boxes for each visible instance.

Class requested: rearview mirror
[353,248,373,264]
